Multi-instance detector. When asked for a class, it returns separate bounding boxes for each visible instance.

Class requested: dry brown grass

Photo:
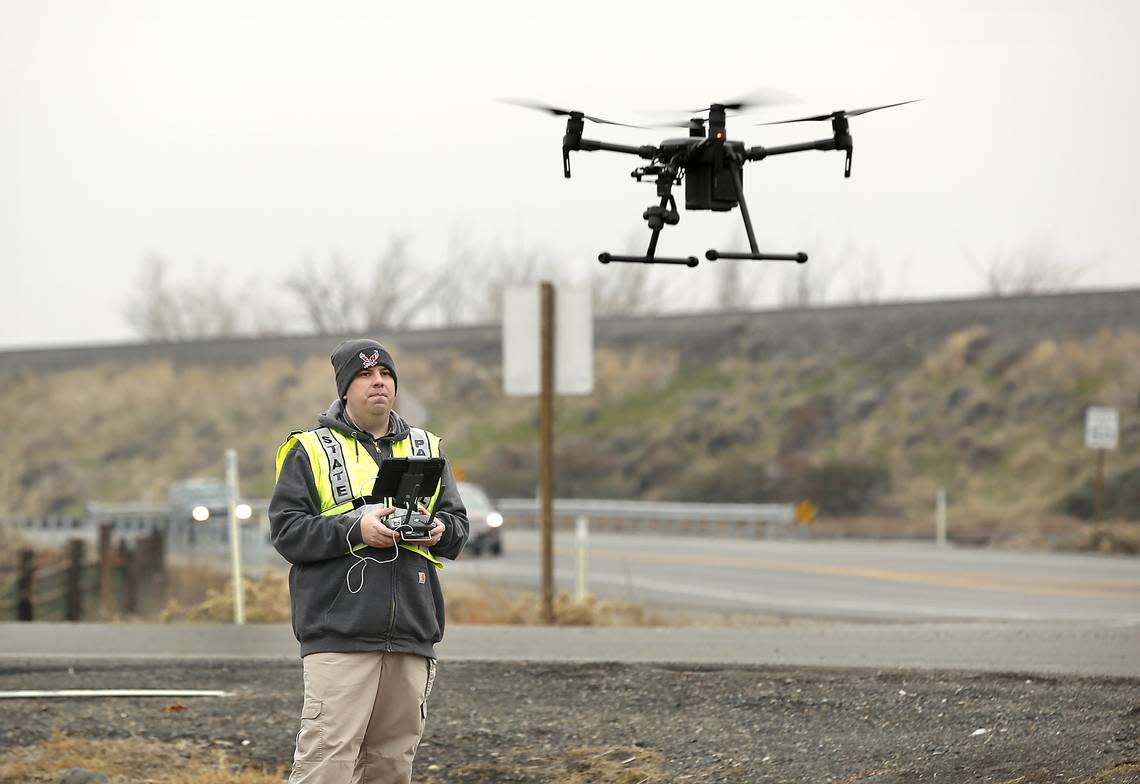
[1078,762,1140,784]
[444,582,669,626]
[0,734,668,784]
[0,733,284,783]
[158,568,291,624]
[154,565,672,626]
[436,745,668,784]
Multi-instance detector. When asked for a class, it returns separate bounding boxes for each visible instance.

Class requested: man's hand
[359,506,400,548]
[423,521,445,547]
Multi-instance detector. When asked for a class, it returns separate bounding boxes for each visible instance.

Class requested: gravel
[1,658,1138,783]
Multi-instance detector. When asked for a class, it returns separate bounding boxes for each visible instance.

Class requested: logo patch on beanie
[359,350,380,368]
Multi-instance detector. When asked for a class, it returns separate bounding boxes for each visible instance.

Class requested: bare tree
[591,231,670,317]
[969,241,1088,297]
[361,235,442,329]
[282,254,362,333]
[711,228,758,312]
[777,256,832,308]
[123,255,253,340]
[433,233,563,325]
[282,237,441,333]
[177,269,245,337]
[426,230,482,326]
[839,242,885,304]
[123,255,184,340]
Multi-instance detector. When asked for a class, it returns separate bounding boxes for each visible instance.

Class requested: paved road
[3,534,1135,677]
[1,621,1137,677]
[454,531,1140,624]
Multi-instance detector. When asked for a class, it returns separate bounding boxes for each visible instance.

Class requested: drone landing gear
[599,252,699,267]
[600,161,700,266]
[704,156,808,264]
[706,250,808,263]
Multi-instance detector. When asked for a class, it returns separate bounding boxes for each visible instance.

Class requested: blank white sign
[502,284,593,396]
[1085,406,1119,450]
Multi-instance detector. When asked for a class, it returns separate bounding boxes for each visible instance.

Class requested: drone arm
[747,127,855,177]
[746,138,838,160]
[578,138,658,159]
[563,132,657,178]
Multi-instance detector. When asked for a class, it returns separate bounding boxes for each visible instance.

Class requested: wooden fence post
[150,528,167,596]
[65,538,85,622]
[120,538,139,616]
[17,549,35,622]
[98,523,113,618]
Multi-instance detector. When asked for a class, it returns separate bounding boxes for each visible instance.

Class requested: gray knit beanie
[331,339,398,401]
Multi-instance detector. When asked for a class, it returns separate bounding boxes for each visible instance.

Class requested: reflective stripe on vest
[274,425,444,568]
[314,427,354,507]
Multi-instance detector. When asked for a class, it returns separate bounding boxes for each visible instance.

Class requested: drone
[506,96,917,268]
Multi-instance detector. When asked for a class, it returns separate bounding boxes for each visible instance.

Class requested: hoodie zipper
[373,436,397,653]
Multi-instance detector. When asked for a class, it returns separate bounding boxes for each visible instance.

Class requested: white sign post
[502,285,593,396]
[1085,406,1119,519]
[575,516,589,602]
[503,283,593,623]
[1085,407,1119,450]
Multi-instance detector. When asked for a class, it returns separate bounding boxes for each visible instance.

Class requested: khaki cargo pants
[289,651,437,784]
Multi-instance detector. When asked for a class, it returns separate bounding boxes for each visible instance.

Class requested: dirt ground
[0,658,1138,783]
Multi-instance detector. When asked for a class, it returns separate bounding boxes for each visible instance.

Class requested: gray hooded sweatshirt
[269,401,469,658]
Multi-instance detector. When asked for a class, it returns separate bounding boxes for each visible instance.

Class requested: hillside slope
[1,291,1137,526]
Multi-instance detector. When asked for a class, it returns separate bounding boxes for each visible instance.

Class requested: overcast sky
[2,0,1137,348]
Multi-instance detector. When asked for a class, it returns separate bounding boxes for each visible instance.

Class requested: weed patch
[0,733,284,783]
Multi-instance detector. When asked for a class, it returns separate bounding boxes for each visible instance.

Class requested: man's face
[344,365,396,422]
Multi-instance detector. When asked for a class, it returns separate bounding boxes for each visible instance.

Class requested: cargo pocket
[294,696,324,762]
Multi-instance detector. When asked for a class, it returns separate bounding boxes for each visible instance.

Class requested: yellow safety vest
[274,424,444,568]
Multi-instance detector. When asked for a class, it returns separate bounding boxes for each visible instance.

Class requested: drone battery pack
[685,162,738,212]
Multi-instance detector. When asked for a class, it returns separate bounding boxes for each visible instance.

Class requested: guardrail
[7,498,799,549]
[496,498,796,539]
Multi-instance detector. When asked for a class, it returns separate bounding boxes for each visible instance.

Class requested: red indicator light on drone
[715,130,725,140]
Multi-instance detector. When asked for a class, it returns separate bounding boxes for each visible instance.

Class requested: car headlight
[191,505,210,522]
[486,512,503,528]
[236,503,252,520]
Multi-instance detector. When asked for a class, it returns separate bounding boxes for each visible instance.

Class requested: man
[270,338,468,784]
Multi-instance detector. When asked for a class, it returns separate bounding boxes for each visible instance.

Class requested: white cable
[345,515,399,595]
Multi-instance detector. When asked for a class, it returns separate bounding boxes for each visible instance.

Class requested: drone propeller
[499,98,647,128]
[679,88,796,114]
[755,99,919,125]
[653,117,707,130]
